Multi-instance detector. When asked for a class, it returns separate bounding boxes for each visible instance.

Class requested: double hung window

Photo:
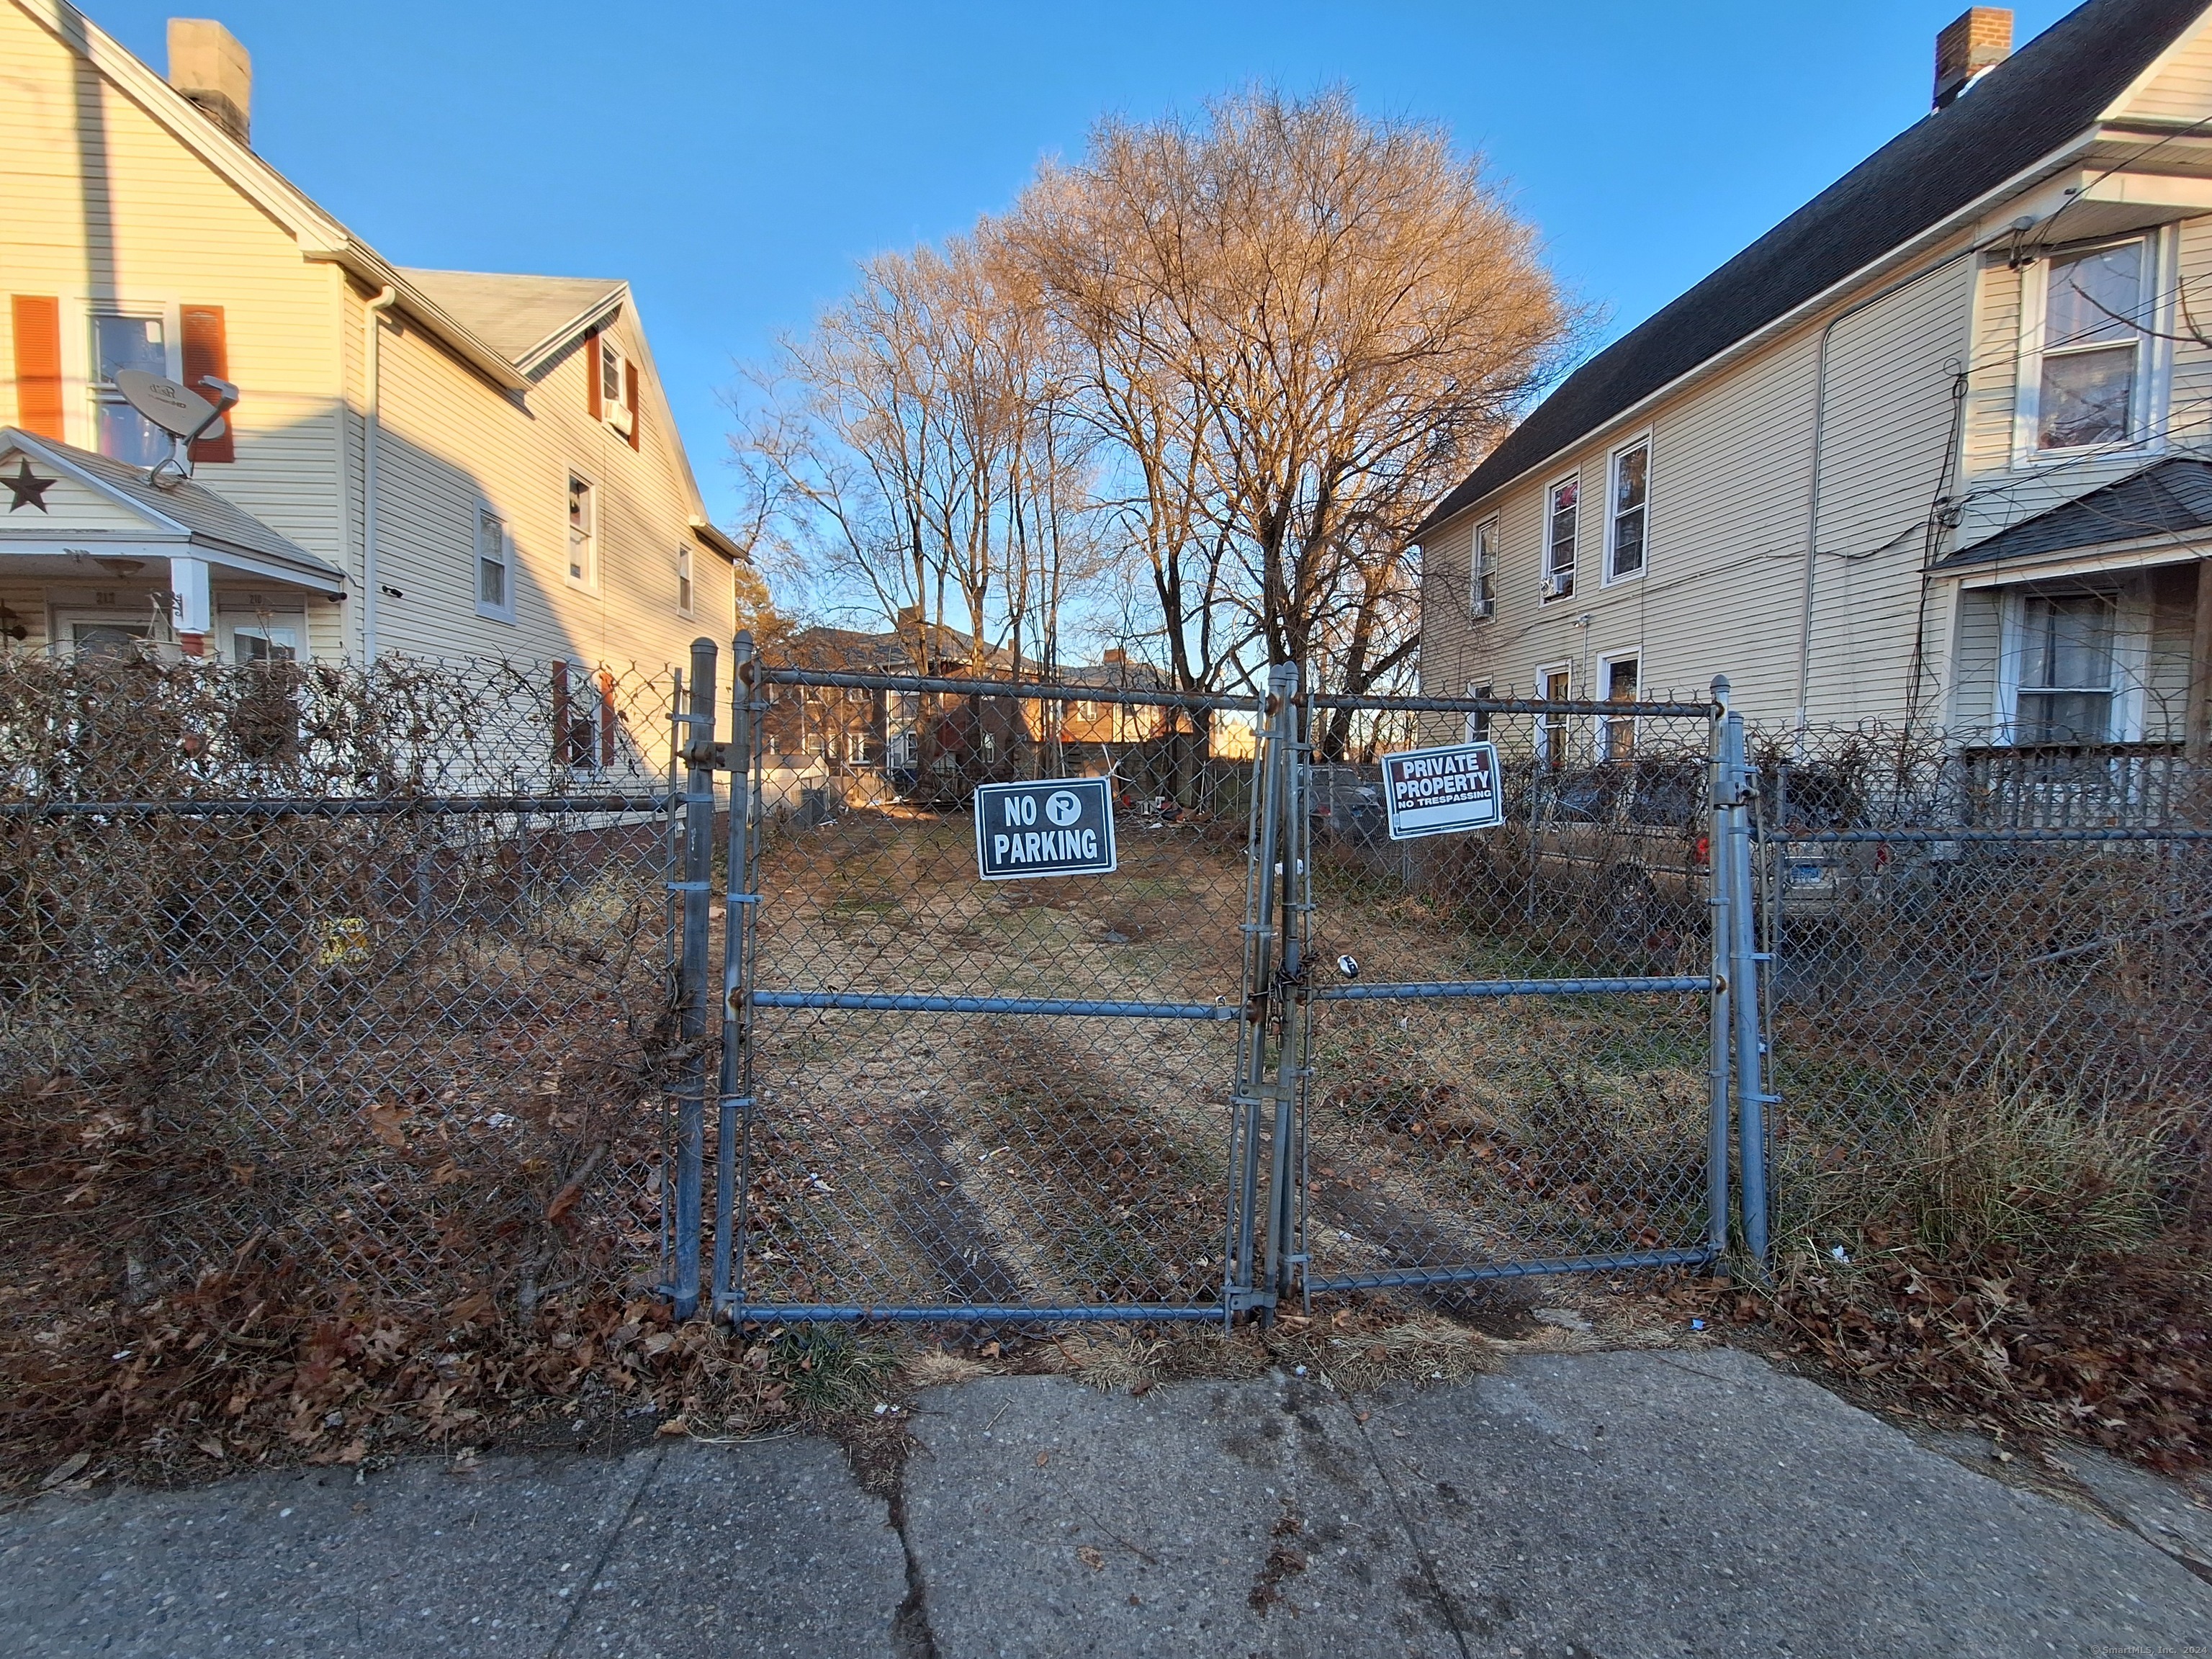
[1600,655,1640,760]
[567,475,596,588]
[2013,593,2118,745]
[476,508,513,620]
[1544,477,1578,600]
[2028,238,2156,454]
[1606,441,1648,582]
[1470,518,1497,618]
[91,313,168,465]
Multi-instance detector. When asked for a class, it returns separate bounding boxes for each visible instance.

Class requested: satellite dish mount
[114,369,239,490]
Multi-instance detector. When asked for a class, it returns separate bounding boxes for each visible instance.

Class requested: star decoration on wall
[4,459,54,513]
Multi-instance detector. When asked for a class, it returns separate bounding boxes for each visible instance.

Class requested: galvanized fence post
[670,637,719,1319]
[1722,706,1772,1268]
[1226,662,1301,1321]
[1705,678,1734,1264]
[713,631,760,1322]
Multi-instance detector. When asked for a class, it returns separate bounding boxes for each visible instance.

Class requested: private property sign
[1380,741,1505,840]
[974,777,1118,879]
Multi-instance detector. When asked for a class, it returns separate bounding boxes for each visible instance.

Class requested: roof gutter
[1419,128,2103,540]
[311,248,533,392]
[689,515,747,564]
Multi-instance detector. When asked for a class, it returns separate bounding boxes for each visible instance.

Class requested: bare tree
[1012,88,1577,752]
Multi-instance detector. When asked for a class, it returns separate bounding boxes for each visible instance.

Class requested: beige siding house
[0,1,745,670]
[1419,0,2212,761]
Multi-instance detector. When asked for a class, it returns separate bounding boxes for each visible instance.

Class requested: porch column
[171,555,211,658]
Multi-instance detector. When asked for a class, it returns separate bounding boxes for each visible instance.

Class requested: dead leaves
[364,1104,409,1151]
[1759,1228,2212,1473]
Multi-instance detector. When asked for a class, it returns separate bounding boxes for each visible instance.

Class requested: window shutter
[11,295,66,441]
[585,331,601,420]
[623,359,639,451]
[180,305,234,462]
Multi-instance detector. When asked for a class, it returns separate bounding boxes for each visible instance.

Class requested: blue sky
[92,0,2074,527]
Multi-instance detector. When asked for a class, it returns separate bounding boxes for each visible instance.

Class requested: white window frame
[599,339,633,439]
[1463,680,1493,744]
[475,504,514,623]
[1542,473,1579,603]
[565,472,598,592]
[1602,435,1650,586]
[219,615,304,665]
[1995,586,2149,745]
[50,607,156,659]
[1470,516,1498,619]
[2013,229,2174,466]
[675,544,694,617]
[86,306,177,467]
[1535,662,1573,765]
[1597,652,1641,760]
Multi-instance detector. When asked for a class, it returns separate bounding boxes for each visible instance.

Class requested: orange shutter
[11,296,66,440]
[623,360,639,451]
[180,305,234,462]
[585,331,601,420]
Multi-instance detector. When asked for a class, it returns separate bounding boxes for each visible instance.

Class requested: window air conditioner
[1542,572,1573,598]
[606,397,634,437]
[1471,598,1494,619]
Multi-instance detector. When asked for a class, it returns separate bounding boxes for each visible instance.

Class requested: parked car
[1308,764,1387,845]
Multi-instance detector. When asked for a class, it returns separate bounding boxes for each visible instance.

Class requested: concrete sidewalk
[3,1347,2208,1658]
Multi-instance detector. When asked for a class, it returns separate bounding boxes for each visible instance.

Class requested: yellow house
[1419,0,2212,761]
[0,1,746,669]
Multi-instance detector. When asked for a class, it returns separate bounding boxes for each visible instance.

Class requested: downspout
[360,285,398,662]
[1794,226,2022,742]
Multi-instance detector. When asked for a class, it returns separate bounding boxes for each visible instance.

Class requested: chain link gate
[663,639,1768,1325]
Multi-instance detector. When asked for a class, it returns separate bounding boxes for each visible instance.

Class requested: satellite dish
[115,369,227,442]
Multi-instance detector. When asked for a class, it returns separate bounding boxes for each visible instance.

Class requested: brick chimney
[1933,8,2011,110]
[166,19,251,145]
[1102,647,1126,665]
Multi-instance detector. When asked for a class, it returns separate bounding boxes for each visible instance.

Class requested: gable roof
[1419,0,2212,536]
[0,428,348,594]
[396,269,627,374]
[1934,455,2212,569]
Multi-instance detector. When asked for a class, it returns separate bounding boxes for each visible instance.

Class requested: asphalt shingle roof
[1936,456,2212,567]
[1418,0,2211,536]
[395,269,624,367]
[3,428,345,590]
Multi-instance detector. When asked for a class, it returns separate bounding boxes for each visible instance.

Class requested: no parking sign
[974,778,1118,879]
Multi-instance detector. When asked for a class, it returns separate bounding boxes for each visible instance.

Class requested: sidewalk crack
[543,1444,666,1659]
[886,1452,940,1659]
[1339,1396,1475,1659]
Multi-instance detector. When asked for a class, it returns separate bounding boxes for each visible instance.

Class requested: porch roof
[1933,456,2212,572]
[0,428,347,598]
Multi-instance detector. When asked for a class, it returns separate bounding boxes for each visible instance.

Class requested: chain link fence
[716,661,1265,1321]
[0,651,682,1326]
[1298,692,1727,1300]
[11,640,2200,1346]
[1748,726,2212,1262]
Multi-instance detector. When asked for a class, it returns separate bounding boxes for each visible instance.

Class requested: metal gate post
[1269,683,1313,1310]
[1226,662,1302,1321]
[670,637,719,1319]
[1705,678,1734,1263]
[712,631,760,1322]
[1720,703,1772,1267]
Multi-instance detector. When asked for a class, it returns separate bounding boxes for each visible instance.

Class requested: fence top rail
[760,665,1264,712]
[1770,825,2212,843]
[0,793,672,817]
[1305,691,1719,719]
